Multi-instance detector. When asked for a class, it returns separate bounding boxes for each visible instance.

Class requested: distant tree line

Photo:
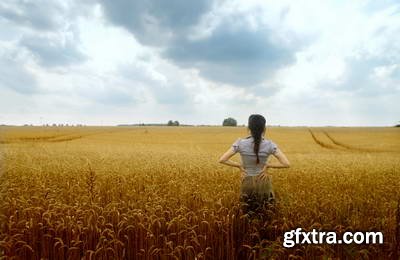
[22,124,86,127]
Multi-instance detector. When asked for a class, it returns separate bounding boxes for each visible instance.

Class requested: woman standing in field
[218,114,290,216]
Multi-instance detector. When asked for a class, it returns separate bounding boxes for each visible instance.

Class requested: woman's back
[219,114,290,215]
[232,136,278,176]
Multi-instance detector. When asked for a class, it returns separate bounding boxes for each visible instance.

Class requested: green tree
[222,117,237,126]
[167,120,179,126]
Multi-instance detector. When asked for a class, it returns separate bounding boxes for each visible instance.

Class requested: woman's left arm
[257,148,290,181]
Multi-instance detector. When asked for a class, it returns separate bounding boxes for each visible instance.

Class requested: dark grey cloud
[99,1,301,87]
[20,35,87,67]
[164,24,296,86]
[99,0,213,45]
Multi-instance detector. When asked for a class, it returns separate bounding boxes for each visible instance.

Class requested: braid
[253,135,261,164]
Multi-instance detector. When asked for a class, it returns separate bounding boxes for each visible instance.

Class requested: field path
[323,131,354,150]
[308,129,340,150]
[322,131,394,153]
[0,128,134,144]
[309,128,395,153]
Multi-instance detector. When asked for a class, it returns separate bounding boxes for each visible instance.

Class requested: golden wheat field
[0,126,399,259]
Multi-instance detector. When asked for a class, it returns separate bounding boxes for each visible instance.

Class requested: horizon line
[1,123,398,128]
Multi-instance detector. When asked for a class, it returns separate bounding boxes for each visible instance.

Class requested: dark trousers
[239,175,276,215]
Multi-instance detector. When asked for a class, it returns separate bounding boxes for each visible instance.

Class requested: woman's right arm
[267,148,290,168]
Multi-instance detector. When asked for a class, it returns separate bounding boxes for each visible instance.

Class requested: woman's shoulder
[232,136,251,148]
[236,136,252,143]
[234,135,251,140]
[262,138,275,143]
[261,138,278,153]
[235,136,277,146]
[262,138,277,146]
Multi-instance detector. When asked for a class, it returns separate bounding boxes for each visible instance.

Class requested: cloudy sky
[0,0,399,126]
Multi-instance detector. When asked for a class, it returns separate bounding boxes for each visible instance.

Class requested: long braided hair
[248,114,266,164]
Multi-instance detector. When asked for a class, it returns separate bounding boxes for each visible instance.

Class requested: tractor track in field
[0,128,135,144]
[308,129,338,150]
[322,131,354,150]
[322,131,389,153]
[0,134,84,144]
[309,128,367,152]
[0,134,68,144]
[309,129,394,153]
